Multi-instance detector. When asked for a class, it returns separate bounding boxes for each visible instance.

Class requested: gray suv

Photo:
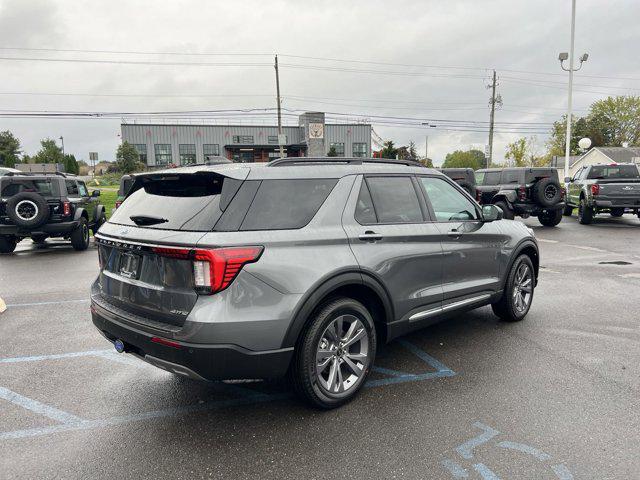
[91,158,539,408]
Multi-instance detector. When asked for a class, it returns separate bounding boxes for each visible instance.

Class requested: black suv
[475,167,565,227]
[0,173,106,253]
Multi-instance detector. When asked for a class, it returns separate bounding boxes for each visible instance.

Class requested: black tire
[563,204,574,216]
[578,197,594,225]
[610,208,624,217]
[31,234,48,244]
[290,297,376,409]
[0,236,17,254]
[6,192,50,228]
[492,254,535,322]
[493,200,514,220]
[70,217,90,251]
[538,209,563,227]
[533,178,562,208]
[93,212,107,234]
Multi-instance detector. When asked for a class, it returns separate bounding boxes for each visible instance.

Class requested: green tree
[327,146,338,157]
[116,141,140,174]
[379,140,397,159]
[33,139,65,164]
[407,141,418,159]
[63,154,79,175]
[442,149,485,170]
[0,130,21,168]
[506,136,547,167]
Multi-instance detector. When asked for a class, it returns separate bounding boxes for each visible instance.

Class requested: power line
[0,56,271,67]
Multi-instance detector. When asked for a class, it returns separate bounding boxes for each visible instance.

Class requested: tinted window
[240,179,338,230]
[109,173,226,231]
[77,181,88,196]
[355,181,376,224]
[1,179,54,197]
[474,171,485,184]
[65,180,79,195]
[420,177,479,221]
[366,176,423,223]
[483,171,501,185]
[501,170,522,184]
[587,165,640,179]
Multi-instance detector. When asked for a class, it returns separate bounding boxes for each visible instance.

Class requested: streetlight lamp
[558,0,588,184]
[421,123,437,161]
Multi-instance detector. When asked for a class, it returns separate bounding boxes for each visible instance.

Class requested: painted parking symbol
[0,340,454,441]
[442,422,574,479]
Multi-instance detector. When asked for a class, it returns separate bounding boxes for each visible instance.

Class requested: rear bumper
[513,202,565,215]
[593,199,640,209]
[0,220,79,237]
[91,300,294,381]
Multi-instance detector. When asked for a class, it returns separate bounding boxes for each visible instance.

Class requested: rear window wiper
[129,214,169,226]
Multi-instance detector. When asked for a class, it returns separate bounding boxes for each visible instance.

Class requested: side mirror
[91,189,101,197]
[482,204,503,222]
[564,176,571,183]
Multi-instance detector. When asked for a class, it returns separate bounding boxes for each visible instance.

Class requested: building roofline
[120,123,371,128]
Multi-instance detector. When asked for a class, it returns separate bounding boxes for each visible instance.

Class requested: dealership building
[121,112,371,166]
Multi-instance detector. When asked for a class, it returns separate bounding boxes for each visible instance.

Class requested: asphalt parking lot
[1,214,639,479]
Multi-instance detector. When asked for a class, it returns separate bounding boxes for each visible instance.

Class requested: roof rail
[267,157,427,168]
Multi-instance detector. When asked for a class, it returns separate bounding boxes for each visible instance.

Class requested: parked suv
[475,167,565,226]
[564,163,640,224]
[90,158,539,408]
[0,173,106,253]
[439,168,477,199]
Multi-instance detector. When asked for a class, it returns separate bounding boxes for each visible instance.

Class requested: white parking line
[5,299,90,308]
[0,387,83,425]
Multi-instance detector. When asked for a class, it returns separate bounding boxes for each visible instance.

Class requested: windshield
[109,173,226,231]
[587,165,640,179]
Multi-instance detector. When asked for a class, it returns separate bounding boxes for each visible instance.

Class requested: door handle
[447,229,462,238]
[359,231,383,242]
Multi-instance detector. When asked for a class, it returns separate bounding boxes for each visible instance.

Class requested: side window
[77,181,88,196]
[474,171,486,185]
[65,180,79,196]
[365,176,423,224]
[354,181,377,224]
[240,179,338,231]
[483,171,501,185]
[420,177,479,222]
[501,170,521,184]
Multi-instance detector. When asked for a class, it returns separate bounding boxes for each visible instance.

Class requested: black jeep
[439,168,476,198]
[475,167,565,226]
[0,173,106,253]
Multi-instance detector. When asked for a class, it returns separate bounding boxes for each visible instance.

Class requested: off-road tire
[93,212,107,234]
[0,236,17,254]
[492,254,535,322]
[538,209,563,227]
[578,198,594,225]
[6,192,50,228]
[290,297,376,409]
[533,178,562,208]
[494,200,514,220]
[70,217,90,251]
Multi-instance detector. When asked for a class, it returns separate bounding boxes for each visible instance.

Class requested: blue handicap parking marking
[0,340,455,441]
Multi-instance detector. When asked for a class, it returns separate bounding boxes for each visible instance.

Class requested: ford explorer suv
[564,163,640,224]
[475,167,565,226]
[90,157,539,409]
[0,173,106,253]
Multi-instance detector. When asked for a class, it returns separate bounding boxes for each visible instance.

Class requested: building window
[232,135,254,144]
[154,144,172,166]
[203,144,220,159]
[352,143,368,157]
[133,144,147,164]
[179,144,196,165]
[330,142,345,156]
[268,135,287,144]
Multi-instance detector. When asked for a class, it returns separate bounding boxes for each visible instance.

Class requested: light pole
[421,123,437,163]
[59,136,65,157]
[558,0,588,183]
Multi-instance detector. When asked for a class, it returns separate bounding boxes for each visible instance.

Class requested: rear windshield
[109,173,226,231]
[587,165,640,179]
[1,179,55,197]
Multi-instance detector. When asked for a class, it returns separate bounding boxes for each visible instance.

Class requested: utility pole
[425,135,428,160]
[274,55,284,158]
[487,70,501,169]
[59,136,65,157]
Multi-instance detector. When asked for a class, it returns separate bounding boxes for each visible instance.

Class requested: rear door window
[77,181,89,197]
[587,165,640,179]
[501,170,522,184]
[65,180,79,196]
[1,179,54,197]
[240,179,337,231]
[365,176,423,224]
[483,171,501,185]
[109,173,227,231]
[354,181,377,224]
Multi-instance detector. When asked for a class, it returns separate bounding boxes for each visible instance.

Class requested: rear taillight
[62,201,71,216]
[114,200,122,210]
[152,246,263,295]
[518,185,527,202]
[476,190,482,203]
[591,184,600,196]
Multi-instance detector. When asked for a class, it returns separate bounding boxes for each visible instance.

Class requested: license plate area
[119,252,141,279]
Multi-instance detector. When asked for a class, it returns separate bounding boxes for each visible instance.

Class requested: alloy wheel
[315,314,370,395]
[512,263,533,313]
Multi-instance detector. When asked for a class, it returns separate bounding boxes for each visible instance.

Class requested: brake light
[151,337,182,349]
[518,185,527,201]
[114,200,122,209]
[591,184,600,196]
[152,246,263,294]
[62,201,71,216]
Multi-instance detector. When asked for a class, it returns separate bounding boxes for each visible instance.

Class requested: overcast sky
[1,0,638,165]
